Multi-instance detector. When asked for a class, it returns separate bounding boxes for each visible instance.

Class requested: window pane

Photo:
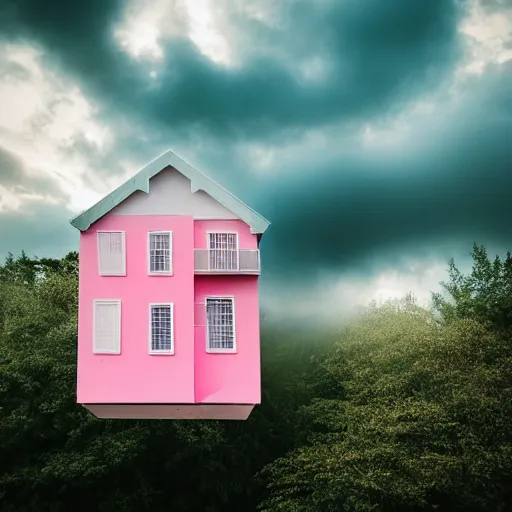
[149,233,170,273]
[151,305,172,351]
[109,232,123,252]
[206,298,234,350]
[208,233,238,270]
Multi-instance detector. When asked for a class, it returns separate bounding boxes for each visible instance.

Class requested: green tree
[260,299,512,511]
[432,243,512,329]
[0,250,78,285]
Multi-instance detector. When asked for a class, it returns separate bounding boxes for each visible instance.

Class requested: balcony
[194,249,260,275]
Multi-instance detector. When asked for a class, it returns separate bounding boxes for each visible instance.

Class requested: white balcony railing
[194,249,260,275]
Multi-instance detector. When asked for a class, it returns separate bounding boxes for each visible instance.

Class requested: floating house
[70,149,270,420]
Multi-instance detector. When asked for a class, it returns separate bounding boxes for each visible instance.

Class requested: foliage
[260,299,512,511]
[432,243,512,329]
[0,250,79,285]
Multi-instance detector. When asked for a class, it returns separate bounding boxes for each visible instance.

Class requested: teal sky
[0,0,511,321]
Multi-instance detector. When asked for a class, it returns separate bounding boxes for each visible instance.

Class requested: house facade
[70,150,270,420]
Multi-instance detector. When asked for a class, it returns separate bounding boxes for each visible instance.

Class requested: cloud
[3,0,462,140]
[0,40,169,217]
[459,0,512,73]
[0,0,511,321]
[255,61,512,280]
[0,146,25,185]
[0,147,63,212]
[0,43,116,210]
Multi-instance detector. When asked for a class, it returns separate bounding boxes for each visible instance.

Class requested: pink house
[70,150,270,420]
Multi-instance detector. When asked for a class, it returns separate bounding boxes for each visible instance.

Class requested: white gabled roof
[70,149,271,235]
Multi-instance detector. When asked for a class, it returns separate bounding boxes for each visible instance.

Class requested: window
[93,299,121,354]
[148,231,172,274]
[149,303,174,354]
[97,231,126,276]
[208,232,238,270]
[206,297,236,352]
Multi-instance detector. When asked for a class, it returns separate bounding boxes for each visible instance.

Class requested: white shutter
[93,300,121,354]
[98,232,126,276]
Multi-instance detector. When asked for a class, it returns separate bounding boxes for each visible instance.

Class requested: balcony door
[208,232,239,271]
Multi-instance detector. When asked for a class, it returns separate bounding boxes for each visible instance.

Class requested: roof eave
[69,150,271,235]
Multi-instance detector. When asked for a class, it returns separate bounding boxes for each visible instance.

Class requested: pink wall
[194,275,261,405]
[193,219,261,405]
[77,214,195,404]
[194,219,258,250]
[78,215,261,407]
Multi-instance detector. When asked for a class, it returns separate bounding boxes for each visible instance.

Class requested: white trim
[206,230,239,234]
[147,231,173,276]
[148,303,174,355]
[97,231,126,276]
[205,296,237,354]
[194,216,238,220]
[206,231,239,271]
[93,299,121,354]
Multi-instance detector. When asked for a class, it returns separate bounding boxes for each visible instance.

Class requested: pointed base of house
[82,403,255,420]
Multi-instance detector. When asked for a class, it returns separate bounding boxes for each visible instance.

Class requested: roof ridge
[170,148,270,223]
[69,148,271,235]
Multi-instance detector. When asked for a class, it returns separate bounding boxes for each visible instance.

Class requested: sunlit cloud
[114,0,233,66]
[0,183,61,213]
[459,0,512,74]
[112,0,179,60]
[185,0,233,66]
[0,42,115,212]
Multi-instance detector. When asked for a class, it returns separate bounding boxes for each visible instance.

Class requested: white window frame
[97,231,126,276]
[148,303,174,355]
[93,299,121,354]
[147,231,173,276]
[206,232,239,271]
[205,296,236,354]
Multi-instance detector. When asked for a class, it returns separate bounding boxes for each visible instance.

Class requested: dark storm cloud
[2,0,462,139]
[0,146,62,197]
[2,0,511,295]
[254,64,512,282]
[0,147,23,184]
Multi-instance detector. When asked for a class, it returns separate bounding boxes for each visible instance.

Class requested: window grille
[206,298,235,351]
[98,232,126,275]
[149,232,172,274]
[150,304,173,353]
[93,300,121,354]
[208,233,238,270]
[109,233,123,252]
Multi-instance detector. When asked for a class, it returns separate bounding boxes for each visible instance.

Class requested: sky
[0,0,511,323]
